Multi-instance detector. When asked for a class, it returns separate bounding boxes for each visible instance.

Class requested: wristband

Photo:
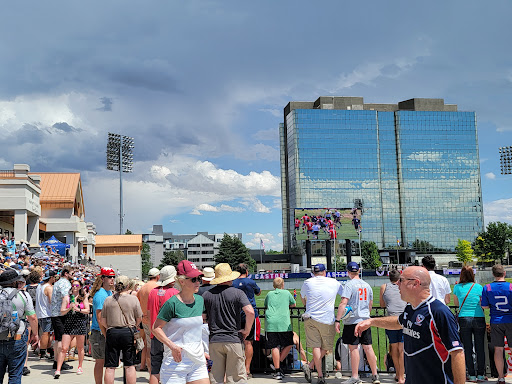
[334,320,340,323]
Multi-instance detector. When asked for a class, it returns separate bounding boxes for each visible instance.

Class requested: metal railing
[254,305,462,375]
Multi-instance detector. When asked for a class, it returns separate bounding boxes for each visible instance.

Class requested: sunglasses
[72,284,81,287]
[399,277,417,283]
[186,276,202,283]
[104,276,115,279]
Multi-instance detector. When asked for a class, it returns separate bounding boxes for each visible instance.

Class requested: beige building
[94,234,142,278]
[0,164,95,263]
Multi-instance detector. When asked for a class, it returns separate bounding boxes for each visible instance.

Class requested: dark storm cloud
[97,97,113,112]
[11,124,45,144]
[52,122,81,132]
[109,67,180,93]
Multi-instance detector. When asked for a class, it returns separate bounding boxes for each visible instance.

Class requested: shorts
[38,317,53,334]
[51,316,66,342]
[142,323,152,350]
[209,342,246,384]
[266,331,294,349]
[160,355,209,384]
[335,337,343,361]
[385,329,404,344]
[304,318,335,350]
[150,337,164,374]
[241,316,261,342]
[90,329,106,360]
[342,323,372,346]
[105,327,136,368]
[490,323,512,348]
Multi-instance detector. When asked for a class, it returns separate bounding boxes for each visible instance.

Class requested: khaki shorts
[90,329,106,360]
[304,318,335,351]
[209,342,246,384]
[142,323,152,350]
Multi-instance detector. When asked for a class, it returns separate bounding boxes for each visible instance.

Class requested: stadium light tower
[499,146,512,175]
[106,133,134,234]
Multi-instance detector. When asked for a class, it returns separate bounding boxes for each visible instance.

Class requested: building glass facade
[280,97,483,254]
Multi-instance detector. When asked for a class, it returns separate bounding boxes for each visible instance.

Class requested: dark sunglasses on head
[187,276,202,283]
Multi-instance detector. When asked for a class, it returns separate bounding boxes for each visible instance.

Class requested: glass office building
[280,97,483,254]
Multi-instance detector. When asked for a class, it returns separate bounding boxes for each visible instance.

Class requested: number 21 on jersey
[358,288,368,301]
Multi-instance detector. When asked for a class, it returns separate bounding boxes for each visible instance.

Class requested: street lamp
[499,146,512,175]
[106,133,134,234]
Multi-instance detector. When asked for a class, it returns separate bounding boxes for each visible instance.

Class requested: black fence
[252,305,462,375]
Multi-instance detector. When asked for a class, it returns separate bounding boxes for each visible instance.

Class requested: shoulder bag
[455,283,475,324]
[115,295,144,352]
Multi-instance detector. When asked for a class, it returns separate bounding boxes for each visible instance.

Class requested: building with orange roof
[94,234,142,278]
[0,164,96,263]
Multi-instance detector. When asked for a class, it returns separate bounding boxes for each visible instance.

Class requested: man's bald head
[405,266,431,287]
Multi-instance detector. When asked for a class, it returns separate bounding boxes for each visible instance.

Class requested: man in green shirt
[264,277,296,380]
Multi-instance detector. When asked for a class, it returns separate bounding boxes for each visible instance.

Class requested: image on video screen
[294,208,362,240]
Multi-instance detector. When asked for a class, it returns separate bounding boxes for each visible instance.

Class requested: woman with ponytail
[100,276,143,384]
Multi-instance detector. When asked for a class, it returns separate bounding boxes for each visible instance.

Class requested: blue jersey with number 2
[481,282,512,324]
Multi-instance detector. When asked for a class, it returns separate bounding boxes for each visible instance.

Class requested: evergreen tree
[455,239,474,265]
[215,234,256,272]
[361,241,382,269]
[141,243,153,279]
[158,250,185,269]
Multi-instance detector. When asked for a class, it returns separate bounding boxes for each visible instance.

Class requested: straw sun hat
[210,263,240,285]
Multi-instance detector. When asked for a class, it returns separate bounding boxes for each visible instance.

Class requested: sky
[1,1,511,251]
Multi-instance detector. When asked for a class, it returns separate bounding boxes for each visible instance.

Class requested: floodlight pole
[119,135,123,235]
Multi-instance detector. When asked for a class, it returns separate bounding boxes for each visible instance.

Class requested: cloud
[242,198,271,213]
[97,97,113,111]
[485,172,496,180]
[52,122,80,132]
[258,108,281,117]
[190,203,246,215]
[496,126,512,132]
[245,232,282,251]
[484,198,512,226]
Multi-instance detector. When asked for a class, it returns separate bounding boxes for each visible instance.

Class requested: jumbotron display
[294,208,363,240]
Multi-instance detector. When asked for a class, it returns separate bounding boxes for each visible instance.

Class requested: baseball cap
[313,263,326,273]
[98,267,116,277]
[147,267,160,278]
[347,262,360,272]
[177,260,203,278]
[42,269,56,281]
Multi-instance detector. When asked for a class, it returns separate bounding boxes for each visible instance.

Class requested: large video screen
[294,208,362,240]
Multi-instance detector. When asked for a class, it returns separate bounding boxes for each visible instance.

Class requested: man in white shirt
[300,264,343,384]
[422,255,451,304]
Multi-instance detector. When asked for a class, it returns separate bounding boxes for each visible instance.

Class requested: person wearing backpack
[0,269,39,384]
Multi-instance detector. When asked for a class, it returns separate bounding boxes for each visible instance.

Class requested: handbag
[455,283,475,324]
[115,295,145,352]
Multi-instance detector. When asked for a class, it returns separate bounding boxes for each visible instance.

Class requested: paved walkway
[20,353,512,383]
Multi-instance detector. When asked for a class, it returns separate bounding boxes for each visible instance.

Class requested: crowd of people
[2,238,512,384]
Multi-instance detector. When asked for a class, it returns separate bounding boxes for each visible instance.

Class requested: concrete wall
[95,254,141,279]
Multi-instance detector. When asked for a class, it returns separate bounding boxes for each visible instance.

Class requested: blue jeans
[459,317,486,376]
[0,329,28,384]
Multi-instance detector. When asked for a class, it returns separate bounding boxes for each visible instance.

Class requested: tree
[141,243,153,279]
[455,239,474,265]
[266,249,281,255]
[473,222,512,263]
[158,250,185,269]
[361,241,382,269]
[215,234,256,272]
[125,229,133,235]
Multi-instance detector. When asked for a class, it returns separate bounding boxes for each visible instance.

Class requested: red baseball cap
[177,260,203,278]
[97,267,115,277]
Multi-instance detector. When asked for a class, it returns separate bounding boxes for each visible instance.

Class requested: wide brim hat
[0,269,21,286]
[201,267,215,282]
[211,263,240,285]
[158,265,177,286]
